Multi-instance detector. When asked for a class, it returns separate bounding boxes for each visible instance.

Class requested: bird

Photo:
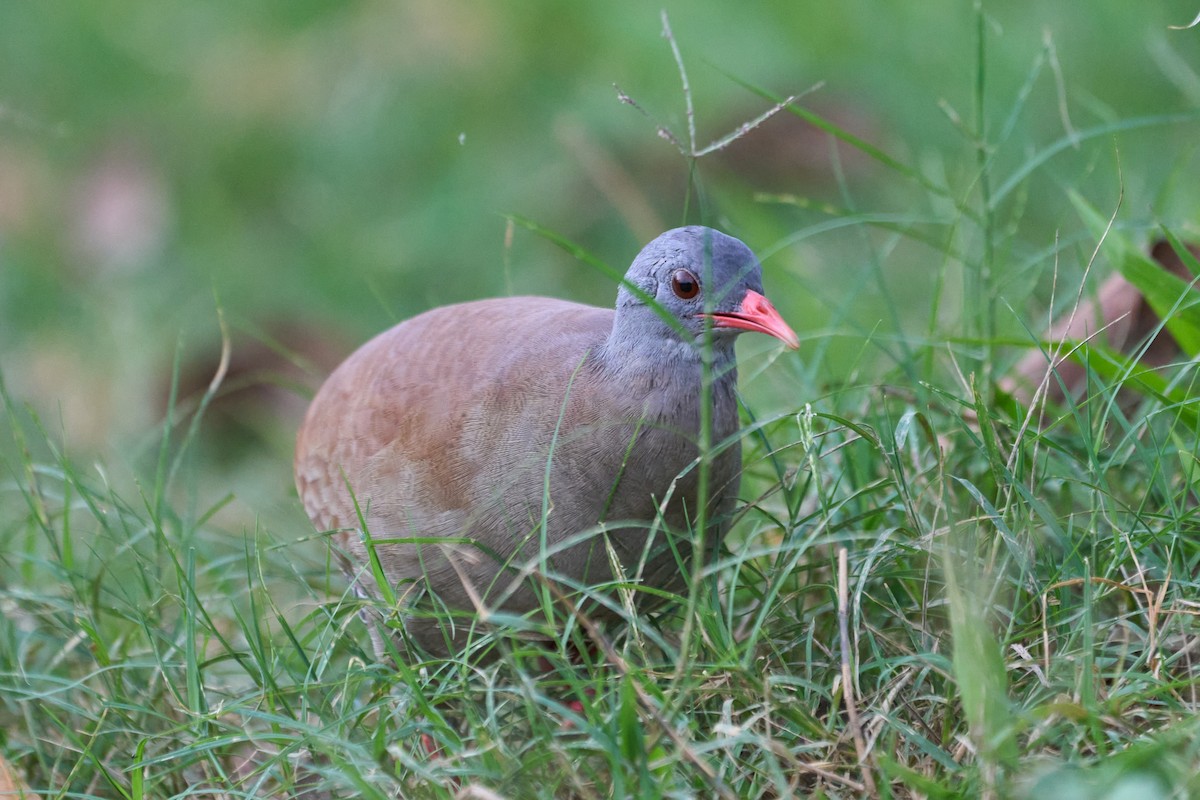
[294,226,798,657]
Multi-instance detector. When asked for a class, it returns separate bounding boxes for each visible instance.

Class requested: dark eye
[670,269,700,300]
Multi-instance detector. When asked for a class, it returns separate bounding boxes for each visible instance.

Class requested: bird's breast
[542,360,742,528]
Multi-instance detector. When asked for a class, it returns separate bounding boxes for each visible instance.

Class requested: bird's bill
[703,290,800,350]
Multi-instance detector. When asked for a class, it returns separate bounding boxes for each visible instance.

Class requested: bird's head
[614,226,799,356]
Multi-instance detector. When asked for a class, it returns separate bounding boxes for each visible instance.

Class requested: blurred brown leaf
[1003,239,1199,406]
[0,754,39,800]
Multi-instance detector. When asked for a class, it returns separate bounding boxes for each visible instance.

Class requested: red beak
[703,290,800,350]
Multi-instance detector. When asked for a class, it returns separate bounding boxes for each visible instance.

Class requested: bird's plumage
[295,226,795,655]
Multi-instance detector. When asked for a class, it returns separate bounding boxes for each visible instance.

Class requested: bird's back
[296,296,609,531]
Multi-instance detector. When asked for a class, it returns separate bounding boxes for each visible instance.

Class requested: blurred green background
[1,1,1198,514]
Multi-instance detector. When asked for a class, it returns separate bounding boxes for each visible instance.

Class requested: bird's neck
[596,315,739,387]
[592,319,740,448]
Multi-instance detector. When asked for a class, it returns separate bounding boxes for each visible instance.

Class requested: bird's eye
[670,269,700,300]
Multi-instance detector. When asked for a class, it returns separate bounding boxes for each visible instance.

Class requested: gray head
[608,226,798,360]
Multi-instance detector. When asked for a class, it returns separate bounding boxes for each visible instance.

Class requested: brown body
[295,296,741,654]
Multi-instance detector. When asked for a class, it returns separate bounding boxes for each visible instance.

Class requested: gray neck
[596,305,740,385]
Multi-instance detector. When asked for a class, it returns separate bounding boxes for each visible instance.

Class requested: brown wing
[293,296,613,597]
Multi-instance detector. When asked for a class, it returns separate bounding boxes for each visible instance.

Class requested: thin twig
[838,547,877,797]
[1004,170,1123,480]
[619,14,813,160]
[694,92,804,157]
[1043,29,1079,149]
[1169,9,1200,29]
[660,10,696,154]
[615,84,686,151]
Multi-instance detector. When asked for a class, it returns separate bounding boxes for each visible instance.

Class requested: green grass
[3,4,1200,799]
[4,319,1200,798]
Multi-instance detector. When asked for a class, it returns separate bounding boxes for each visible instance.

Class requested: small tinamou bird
[294,226,798,656]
